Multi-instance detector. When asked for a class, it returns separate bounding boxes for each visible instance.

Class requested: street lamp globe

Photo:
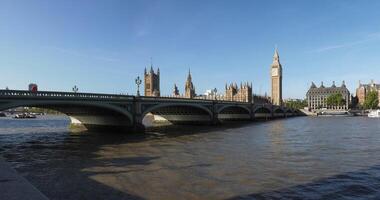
[135,76,142,97]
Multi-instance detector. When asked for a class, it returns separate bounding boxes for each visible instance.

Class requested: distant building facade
[271,48,283,106]
[224,82,252,102]
[306,81,350,110]
[144,66,160,97]
[185,70,196,98]
[356,80,380,107]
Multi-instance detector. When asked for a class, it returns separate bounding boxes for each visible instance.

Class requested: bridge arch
[253,106,271,114]
[253,106,272,119]
[273,107,285,118]
[142,103,213,125]
[286,108,293,113]
[217,105,251,114]
[274,108,285,113]
[0,101,134,131]
[217,105,251,120]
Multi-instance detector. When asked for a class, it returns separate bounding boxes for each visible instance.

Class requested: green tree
[326,95,334,107]
[326,94,345,107]
[363,91,379,109]
[285,99,307,109]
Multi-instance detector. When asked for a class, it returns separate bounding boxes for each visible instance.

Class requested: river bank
[0,156,48,200]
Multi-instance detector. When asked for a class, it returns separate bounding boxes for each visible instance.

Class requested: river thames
[1,116,380,199]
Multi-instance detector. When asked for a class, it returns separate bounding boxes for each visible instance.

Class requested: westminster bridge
[0,90,302,132]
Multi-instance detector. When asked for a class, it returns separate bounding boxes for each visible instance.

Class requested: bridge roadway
[0,90,302,132]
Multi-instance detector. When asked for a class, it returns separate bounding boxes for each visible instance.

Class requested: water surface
[1,116,380,199]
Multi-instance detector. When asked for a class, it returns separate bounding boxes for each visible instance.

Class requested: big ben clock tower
[271,47,283,106]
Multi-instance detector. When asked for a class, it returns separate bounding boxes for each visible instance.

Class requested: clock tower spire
[271,47,283,106]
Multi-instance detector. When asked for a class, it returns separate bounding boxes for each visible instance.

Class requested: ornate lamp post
[135,76,142,97]
[72,85,78,93]
[213,88,217,100]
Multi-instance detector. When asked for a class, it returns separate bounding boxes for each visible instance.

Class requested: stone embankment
[0,156,48,200]
[299,109,317,116]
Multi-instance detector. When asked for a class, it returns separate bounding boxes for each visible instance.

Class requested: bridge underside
[147,105,213,125]
[45,105,133,131]
[218,106,251,121]
[0,103,134,132]
[254,107,272,120]
[271,108,285,118]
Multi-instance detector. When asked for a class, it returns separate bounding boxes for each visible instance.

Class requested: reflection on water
[1,116,380,199]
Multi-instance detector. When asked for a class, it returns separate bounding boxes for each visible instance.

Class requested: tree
[284,99,307,109]
[326,93,345,107]
[364,91,379,109]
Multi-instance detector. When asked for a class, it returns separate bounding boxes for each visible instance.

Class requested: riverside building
[306,81,350,111]
[356,80,380,107]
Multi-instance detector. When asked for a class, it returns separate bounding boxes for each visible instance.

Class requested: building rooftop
[307,81,350,95]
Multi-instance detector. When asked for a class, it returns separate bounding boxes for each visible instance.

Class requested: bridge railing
[0,90,134,100]
[0,90,275,108]
[138,95,258,104]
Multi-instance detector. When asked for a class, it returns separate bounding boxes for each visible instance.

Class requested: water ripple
[1,116,380,199]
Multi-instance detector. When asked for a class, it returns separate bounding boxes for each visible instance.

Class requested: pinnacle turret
[150,66,154,73]
[274,47,279,60]
[310,82,316,88]
[187,69,192,81]
[320,81,325,88]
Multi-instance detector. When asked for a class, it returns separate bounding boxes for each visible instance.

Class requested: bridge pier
[68,116,87,132]
[131,99,146,133]
[212,114,221,125]
[212,102,220,125]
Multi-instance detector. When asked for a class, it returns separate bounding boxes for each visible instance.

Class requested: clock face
[272,68,278,77]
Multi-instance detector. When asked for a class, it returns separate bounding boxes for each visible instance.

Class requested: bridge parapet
[0,90,134,100]
[0,90,279,106]
[139,96,255,104]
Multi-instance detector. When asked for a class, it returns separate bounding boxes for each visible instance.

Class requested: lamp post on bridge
[135,76,142,97]
[72,85,78,93]
[213,88,217,100]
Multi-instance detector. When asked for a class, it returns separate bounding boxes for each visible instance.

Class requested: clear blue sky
[1,0,380,99]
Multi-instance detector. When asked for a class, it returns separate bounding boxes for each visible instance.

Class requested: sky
[1,0,380,99]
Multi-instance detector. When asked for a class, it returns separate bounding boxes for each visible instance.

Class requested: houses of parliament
[143,48,283,105]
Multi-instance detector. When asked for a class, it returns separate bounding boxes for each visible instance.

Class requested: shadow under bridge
[217,105,252,120]
[142,103,214,125]
[0,101,134,131]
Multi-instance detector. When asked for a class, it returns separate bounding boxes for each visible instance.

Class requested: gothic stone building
[144,66,160,97]
[225,82,252,102]
[306,81,350,110]
[185,70,196,98]
[356,80,380,107]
